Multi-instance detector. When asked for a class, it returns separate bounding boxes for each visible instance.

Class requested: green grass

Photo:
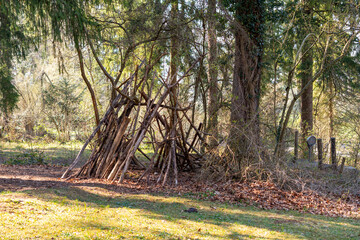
[0,141,91,166]
[0,186,359,239]
[0,140,152,166]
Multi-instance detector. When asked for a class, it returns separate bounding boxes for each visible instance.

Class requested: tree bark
[170,0,178,87]
[169,0,178,125]
[329,78,335,138]
[299,0,313,157]
[207,0,219,148]
[229,0,263,171]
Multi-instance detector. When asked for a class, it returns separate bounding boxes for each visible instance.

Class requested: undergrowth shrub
[5,149,48,165]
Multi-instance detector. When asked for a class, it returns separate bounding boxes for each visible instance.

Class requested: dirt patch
[0,165,70,191]
[0,165,149,194]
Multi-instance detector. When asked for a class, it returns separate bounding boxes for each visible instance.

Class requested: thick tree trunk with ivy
[229,0,263,174]
[207,0,219,148]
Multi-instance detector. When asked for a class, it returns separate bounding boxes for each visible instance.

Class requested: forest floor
[0,165,359,239]
[0,164,359,219]
[0,140,359,239]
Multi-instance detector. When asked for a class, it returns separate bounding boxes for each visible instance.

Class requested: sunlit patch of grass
[0,187,359,239]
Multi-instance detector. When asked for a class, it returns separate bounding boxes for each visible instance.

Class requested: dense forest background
[1,0,360,184]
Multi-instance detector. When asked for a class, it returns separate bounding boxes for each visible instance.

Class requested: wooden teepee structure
[62,60,204,185]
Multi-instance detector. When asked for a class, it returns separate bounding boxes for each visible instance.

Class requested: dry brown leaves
[217,181,359,218]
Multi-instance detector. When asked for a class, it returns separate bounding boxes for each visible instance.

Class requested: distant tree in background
[43,78,83,141]
[0,0,98,121]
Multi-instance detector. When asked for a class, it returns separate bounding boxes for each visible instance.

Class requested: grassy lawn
[0,186,359,240]
[0,141,152,166]
[0,141,91,166]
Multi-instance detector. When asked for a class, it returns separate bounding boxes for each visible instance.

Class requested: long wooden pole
[331,137,337,170]
[317,138,323,169]
[294,130,299,163]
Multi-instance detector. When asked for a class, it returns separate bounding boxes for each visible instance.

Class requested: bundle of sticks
[62,60,204,185]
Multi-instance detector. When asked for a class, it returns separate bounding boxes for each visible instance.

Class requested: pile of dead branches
[62,59,204,185]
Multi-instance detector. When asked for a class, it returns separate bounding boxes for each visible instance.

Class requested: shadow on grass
[2,179,357,240]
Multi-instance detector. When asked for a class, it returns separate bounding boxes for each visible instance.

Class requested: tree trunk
[207,0,219,148]
[354,142,359,168]
[166,0,179,184]
[300,52,313,155]
[75,44,100,129]
[170,0,178,87]
[169,0,178,128]
[329,78,335,138]
[229,0,263,172]
[299,0,313,158]
[0,11,19,115]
